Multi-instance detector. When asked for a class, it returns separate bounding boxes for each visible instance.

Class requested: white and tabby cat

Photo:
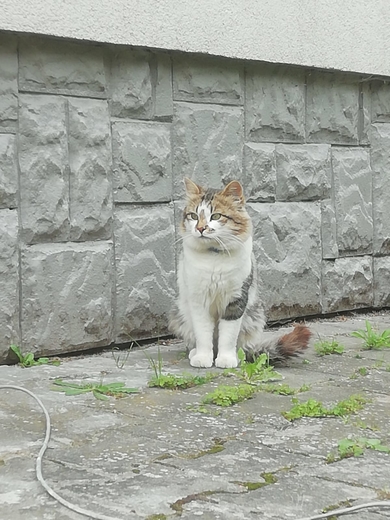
[169,178,311,368]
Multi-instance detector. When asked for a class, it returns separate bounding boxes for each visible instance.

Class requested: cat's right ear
[184,177,202,196]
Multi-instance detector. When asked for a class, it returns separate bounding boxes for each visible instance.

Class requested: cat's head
[180,178,252,250]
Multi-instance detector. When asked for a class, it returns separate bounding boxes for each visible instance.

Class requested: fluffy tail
[243,324,312,363]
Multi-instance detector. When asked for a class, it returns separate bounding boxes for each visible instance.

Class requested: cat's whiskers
[174,234,192,246]
[212,236,231,257]
[219,232,246,251]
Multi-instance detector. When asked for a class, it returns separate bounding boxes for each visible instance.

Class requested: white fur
[176,231,252,368]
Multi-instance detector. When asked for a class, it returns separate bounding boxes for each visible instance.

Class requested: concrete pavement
[1,312,390,520]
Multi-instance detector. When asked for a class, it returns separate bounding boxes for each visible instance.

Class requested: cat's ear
[184,177,202,196]
[222,180,244,201]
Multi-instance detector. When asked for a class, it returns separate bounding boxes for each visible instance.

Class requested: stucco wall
[1,0,390,76]
[1,32,390,363]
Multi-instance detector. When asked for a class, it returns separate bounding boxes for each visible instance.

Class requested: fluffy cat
[169,178,311,368]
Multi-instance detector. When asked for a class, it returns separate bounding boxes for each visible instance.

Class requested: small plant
[10,345,60,368]
[237,349,282,384]
[146,348,218,389]
[314,339,344,356]
[282,395,368,422]
[351,320,390,350]
[52,379,139,400]
[327,437,390,462]
[202,384,256,407]
[146,347,164,378]
[112,343,134,369]
[259,383,310,395]
[149,372,217,389]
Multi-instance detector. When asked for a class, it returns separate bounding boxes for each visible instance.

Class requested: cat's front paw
[189,349,213,368]
[215,353,238,369]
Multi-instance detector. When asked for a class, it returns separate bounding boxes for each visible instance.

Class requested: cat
[169,178,311,368]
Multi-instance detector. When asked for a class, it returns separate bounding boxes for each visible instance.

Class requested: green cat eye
[210,213,222,220]
[188,212,198,220]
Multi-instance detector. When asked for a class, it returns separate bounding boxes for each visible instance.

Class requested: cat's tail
[243,324,312,362]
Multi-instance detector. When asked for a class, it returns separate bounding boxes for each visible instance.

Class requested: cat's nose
[196,226,206,234]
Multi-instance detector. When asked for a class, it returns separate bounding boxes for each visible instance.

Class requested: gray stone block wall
[1,31,390,362]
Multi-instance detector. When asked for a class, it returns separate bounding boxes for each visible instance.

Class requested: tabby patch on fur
[169,178,311,368]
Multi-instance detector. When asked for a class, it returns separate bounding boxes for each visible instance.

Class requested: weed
[146,347,218,389]
[202,384,256,407]
[237,349,282,384]
[186,404,221,415]
[350,366,370,379]
[10,345,60,368]
[314,339,344,356]
[259,383,310,395]
[327,437,390,462]
[149,372,217,389]
[52,379,139,400]
[322,500,352,516]
[377,489,390,500]
[351,320,390,350]
[282,395,368,422]
[350,418,379,431]
[302,359,311,365]
[111,343,134,369]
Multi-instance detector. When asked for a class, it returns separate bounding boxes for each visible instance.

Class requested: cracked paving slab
[1,312,390,519]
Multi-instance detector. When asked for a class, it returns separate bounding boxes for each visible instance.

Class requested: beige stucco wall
[1,0,389,76]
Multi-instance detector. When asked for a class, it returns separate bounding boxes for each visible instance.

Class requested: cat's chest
[184,251,250,296]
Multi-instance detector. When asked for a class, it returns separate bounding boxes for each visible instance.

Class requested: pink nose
[197,226,206,234]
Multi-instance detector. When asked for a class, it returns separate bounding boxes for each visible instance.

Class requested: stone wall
[1,32,390,363]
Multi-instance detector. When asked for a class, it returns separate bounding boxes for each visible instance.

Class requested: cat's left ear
[222,180,245,202]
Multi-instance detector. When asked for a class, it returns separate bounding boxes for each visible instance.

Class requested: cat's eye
[210,213,222,221]
[188,212,198,220]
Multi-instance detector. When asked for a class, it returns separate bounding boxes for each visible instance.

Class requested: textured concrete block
[371,80,390,122]
[0,34,18,133]
[154,53,173,119]
[306,71,359,144]
[19,95,69,244]
[243,143,276,202]
[0,134,17,209]
[374,257,390,308]
[109,49,153,119]
[321,200,338,260]
[173,55,243,105]
[172,102,243,196]
[246,64,305,142]
[112,121,172,203]
[0,210,20,364]
[322,257,373,313]
[21,242,114,355]
[371,124,390,255]
[360,82,371,144]
[115,205,175,342]
[332,147,373,255]
[68,98,112,241]
[19,37,106,97]
[248,202,321,320]
[275,144,331,201]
